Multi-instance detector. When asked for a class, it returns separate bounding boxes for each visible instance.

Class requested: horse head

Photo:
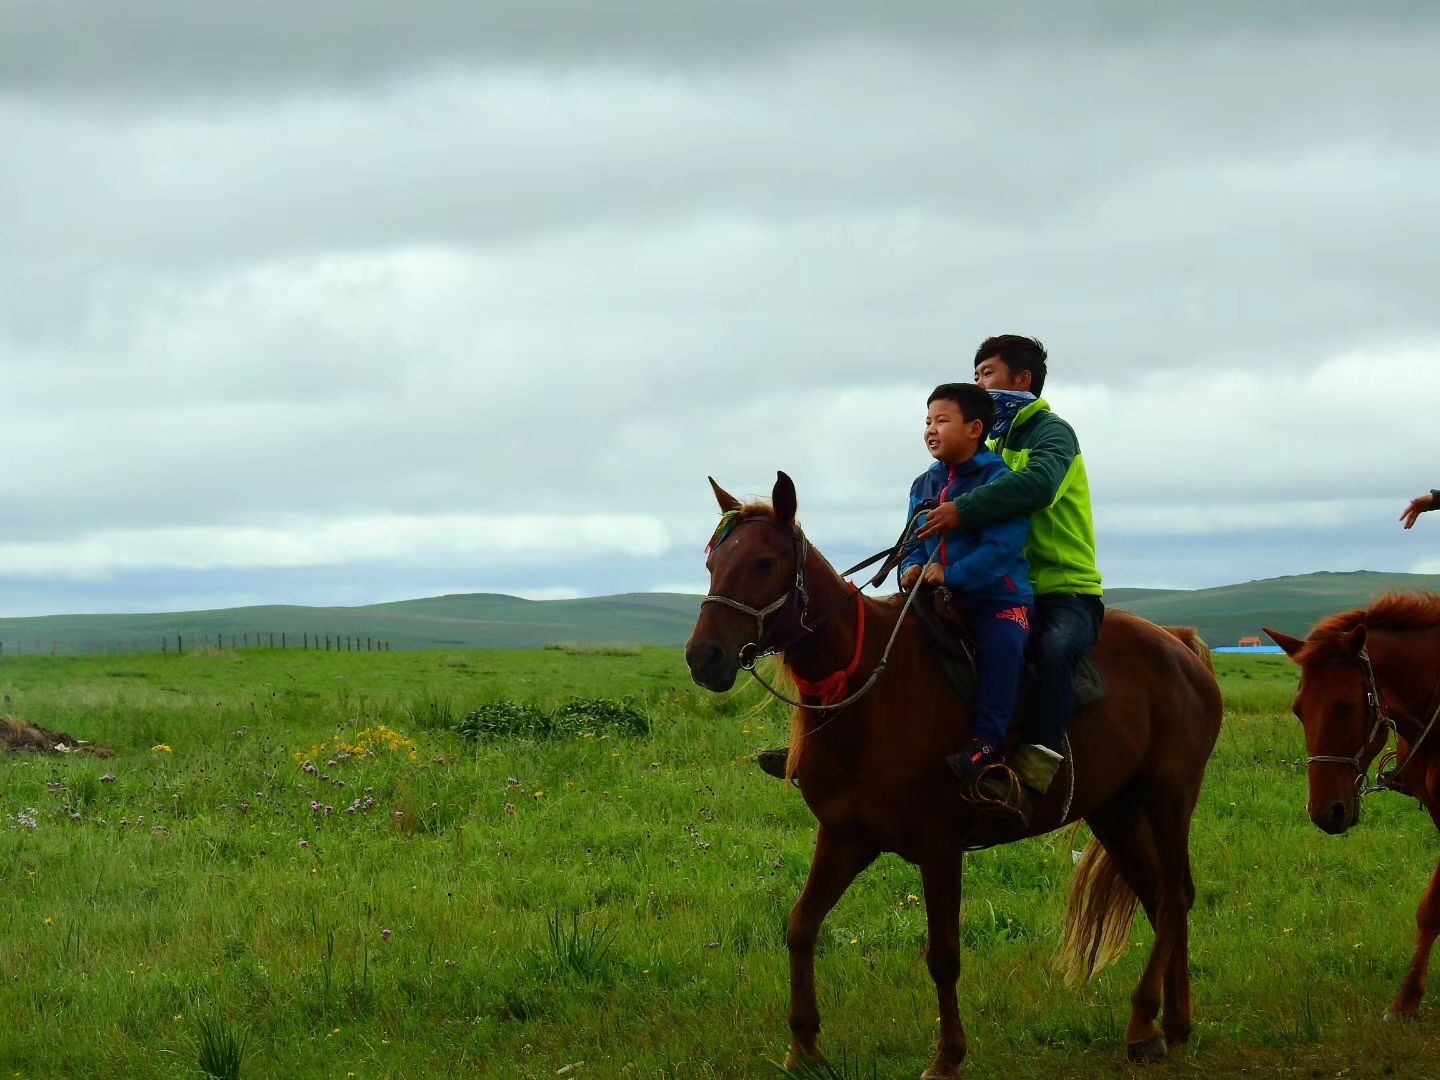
[1265,625,1387,835]
[685,472,804,692]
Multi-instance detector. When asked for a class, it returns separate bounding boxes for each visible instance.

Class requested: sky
[2,2,1438,615]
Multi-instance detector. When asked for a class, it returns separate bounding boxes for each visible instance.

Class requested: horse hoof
[1384,1009,1419,1023]
[785,1051,827,1070]
[1126,1035,1169,1064]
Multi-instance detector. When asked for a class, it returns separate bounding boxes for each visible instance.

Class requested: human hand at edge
[1400,492,1436,530]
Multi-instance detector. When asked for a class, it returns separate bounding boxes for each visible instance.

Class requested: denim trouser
[969,599,1033,748]
[1022,594,1105,752]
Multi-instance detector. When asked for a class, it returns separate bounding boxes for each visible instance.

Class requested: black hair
[927,382,996,442]
[974,334,1048,397]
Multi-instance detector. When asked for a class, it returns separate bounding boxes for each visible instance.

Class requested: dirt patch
[0,715,112,756]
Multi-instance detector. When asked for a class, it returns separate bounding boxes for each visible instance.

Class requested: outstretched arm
[1401,491,1439,530]
[954,421,1078,528]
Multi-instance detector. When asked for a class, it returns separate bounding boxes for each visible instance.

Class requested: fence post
[177,635,183,655]
[281,632,286,649]
[162,638,168,656]
[325,635,331,651]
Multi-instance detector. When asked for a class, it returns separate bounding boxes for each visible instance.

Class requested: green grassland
[1,648,1438,1078]
[4,570,1439,655]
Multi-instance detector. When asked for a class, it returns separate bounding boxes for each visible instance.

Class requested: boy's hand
[1401,492,1436,529]
[921,563,945,586]
[915,501,961,540]
[899,565,921,590]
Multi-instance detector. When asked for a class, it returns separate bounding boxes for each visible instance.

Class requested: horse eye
[755,557,775,575]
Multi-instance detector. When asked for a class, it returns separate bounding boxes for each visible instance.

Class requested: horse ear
[1346,625,1368,656]
[707,476,741,513]
[1263,627,1305,659]
[772,471,798,525]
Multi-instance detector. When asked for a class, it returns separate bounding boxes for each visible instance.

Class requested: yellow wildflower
[150,744,173,754]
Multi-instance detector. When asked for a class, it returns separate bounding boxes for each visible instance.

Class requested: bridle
[1307,644,1440,797]
[699,509,937,713]
[700,518,815,670]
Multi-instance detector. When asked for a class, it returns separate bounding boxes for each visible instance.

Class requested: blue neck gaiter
[988,390,1037,441]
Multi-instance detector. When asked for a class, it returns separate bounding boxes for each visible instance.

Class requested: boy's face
[924,399,984,464]
[974,354,1032,393]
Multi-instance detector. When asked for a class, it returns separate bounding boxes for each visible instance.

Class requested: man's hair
[928,382,996,442]
[974,334,1048,397]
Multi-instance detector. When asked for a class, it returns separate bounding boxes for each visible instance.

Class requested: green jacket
[949,398,1102,597]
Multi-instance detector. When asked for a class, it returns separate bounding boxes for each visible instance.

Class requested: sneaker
[756,747,790,780]
[946,738,1001,784]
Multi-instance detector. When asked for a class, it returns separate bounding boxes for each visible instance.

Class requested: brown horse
[1266,594,1440,1020]
[685,473,1223,1077]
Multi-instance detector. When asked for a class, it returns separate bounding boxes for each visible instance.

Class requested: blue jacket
[900,451,1034,607]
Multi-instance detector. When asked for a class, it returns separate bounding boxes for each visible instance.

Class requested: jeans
[1022,594,1105,752]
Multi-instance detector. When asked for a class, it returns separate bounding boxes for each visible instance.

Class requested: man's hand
[1401,492,1437,530]
[899,565,921,590]
[921,563,945,586]
[914,501,961,540]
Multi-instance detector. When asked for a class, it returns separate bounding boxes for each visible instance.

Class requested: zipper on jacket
[936,465,957,566]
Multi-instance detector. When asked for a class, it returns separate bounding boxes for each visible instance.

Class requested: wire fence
[0,633,392,657]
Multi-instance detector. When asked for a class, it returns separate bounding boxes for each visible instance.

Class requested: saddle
[909,585,1106,731]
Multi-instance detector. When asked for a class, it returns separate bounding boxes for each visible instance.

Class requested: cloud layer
[2,4,1437,614]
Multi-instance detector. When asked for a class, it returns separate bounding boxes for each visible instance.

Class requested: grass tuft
[196,1011,248,1079]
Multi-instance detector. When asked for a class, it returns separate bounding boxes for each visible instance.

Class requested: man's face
[924,400,982,463]
[974,354,1031,393]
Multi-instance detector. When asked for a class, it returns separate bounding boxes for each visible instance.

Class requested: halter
[1308,644,1440,797]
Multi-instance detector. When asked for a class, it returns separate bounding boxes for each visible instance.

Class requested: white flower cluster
[9,808,39,830]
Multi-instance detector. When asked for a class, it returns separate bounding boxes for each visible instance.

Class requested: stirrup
[965,762,1032,824]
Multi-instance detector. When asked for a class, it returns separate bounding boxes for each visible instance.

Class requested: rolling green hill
[1,571,1437,655]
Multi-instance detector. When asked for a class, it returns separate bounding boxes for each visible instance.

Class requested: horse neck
[781,541,878,684]
[1371,625,1440,739]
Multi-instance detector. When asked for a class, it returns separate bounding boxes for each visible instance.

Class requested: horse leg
[1147,786,1200,1048]
[785,828,876,1067]
[1085,797,1171,1062]
[919,853,966,1079]
[1389,854,1440,1020]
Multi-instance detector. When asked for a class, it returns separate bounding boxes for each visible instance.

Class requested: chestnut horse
[685,474,1223,1077]
[1266,593,1440,1020]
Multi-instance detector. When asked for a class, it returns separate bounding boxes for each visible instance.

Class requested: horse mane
[1296,591,1440,665]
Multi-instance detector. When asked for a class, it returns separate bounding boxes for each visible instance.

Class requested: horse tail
[1164,625,1214,675]
[1056,837,1140,987]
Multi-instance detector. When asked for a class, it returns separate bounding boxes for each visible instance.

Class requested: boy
[917,337,1103,823]
[900,383,1034,805]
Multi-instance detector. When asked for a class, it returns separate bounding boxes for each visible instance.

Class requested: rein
[1312,645,1440,798]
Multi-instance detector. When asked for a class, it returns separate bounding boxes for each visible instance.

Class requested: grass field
[1,647,1438,1078]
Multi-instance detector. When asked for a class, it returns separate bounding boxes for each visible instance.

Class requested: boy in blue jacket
[900,383,1034,797]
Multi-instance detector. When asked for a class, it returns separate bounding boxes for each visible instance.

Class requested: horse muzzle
[1308,796,1360,835]
[685,637,739,692]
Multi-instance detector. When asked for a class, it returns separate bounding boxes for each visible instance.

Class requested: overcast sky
[2,2,1438,615]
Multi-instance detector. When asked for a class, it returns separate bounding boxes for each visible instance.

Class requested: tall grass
[0,650,1436,1077]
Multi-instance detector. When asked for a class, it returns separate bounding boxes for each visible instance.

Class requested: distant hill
[0,592,703,654]
[1108,571,1440,646]
[0,571,1437,654]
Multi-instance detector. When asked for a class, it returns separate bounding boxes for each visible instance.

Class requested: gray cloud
[8,3,1439,100]
[1,3,1437,613]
